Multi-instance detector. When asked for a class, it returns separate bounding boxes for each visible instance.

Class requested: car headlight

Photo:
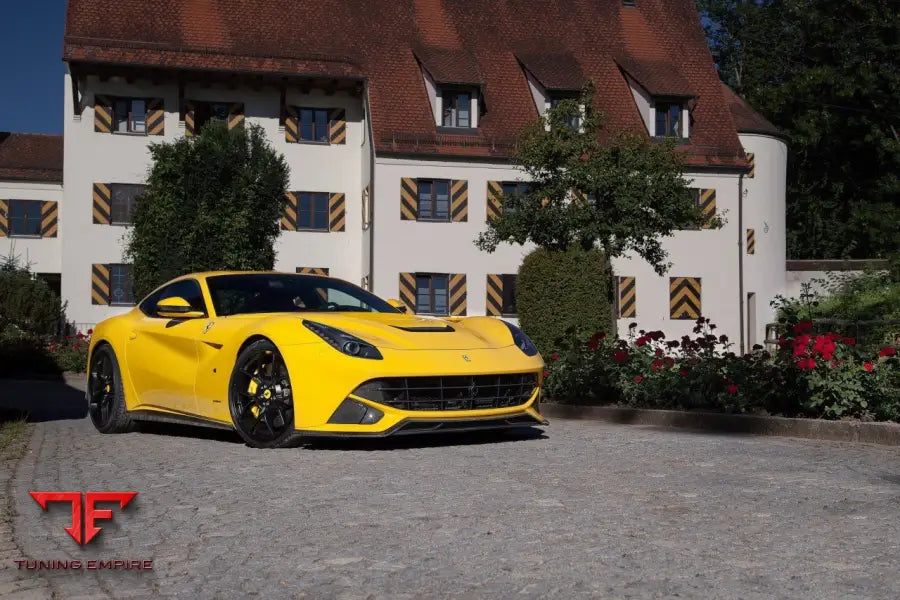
[302,320,383,360]
[501,320,539,357]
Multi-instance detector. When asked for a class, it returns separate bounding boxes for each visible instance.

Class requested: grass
[0,412,28,455]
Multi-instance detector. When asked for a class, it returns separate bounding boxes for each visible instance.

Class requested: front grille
[352,373,538,411]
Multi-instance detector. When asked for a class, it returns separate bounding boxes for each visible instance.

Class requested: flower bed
[543,318,900,422]
[0,329,90,379]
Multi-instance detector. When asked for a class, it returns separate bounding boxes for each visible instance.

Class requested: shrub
[0,331,62,380]
[517,247,614,356]
[48,332,91,374]
[0,256,64,336]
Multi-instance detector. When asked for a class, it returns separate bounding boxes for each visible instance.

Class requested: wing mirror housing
[156,296,205,319]
[386,299,408,313]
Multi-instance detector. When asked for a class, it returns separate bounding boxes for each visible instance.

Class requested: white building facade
[39,0,790,352]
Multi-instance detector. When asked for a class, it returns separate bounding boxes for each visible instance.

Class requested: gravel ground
[2,380,899,599]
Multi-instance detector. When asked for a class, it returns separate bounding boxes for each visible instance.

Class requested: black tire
[87,344,134,434]
[228,339,299,449]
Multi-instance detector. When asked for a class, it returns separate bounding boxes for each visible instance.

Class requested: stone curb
[540,403,900,446]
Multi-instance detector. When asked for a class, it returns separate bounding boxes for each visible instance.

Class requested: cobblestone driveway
[3,389,899,599]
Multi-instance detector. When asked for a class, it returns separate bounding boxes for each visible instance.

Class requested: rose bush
[543,316,899,422]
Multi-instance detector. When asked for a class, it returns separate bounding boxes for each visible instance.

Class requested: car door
[125,279,210,415]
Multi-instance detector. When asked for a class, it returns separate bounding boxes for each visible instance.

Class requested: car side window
[139,279,207,318]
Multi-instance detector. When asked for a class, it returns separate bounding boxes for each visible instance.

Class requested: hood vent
[390,324,455,333]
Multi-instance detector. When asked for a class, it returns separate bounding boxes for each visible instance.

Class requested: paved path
[2,379,899,599]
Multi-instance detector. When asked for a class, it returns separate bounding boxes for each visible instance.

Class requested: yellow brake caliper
[247,374,261,417]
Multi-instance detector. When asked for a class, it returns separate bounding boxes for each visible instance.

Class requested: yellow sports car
[86,271,547,448]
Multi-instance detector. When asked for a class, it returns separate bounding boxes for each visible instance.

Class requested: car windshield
[206,274,400,316]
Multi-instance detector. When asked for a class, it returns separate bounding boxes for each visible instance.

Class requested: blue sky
[0,1,68,134]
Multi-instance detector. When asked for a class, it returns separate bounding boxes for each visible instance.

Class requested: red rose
[613,350,628,363]
[793,320,813,334]
[863,362,874,372]
[727,384,738,394]
[76,332,85,339]
[651,360,663,371]
[635,336,648,346]
[842,337,856,346]
[550,353,559,361]
[73,342,80,349]
[679,368,688,376]
[718,334,728,343]
[634,375,644,383]
[663,357,675,367]
[654,348,663,357]
[778,336,789,348]
[87,328,94,335]
[586,332,606,350]
[879,347,897,357]
[542,369,550,378]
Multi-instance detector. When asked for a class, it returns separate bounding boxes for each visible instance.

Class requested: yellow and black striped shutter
[92,264,111,305]
[486,181,502,221]
[328,108,346,144]
[328,193,346,232]
[450,180,468,222]
[284,105,299,143]
[400,178,418,220]
[617,276,636,318]
[485,274,503,316]
[669,277,701,320]
[92,183,112,225]
[295,267,329,276]
[399,272,417,312]
[94,95,113,133]
[41,201,58,237]
[184,101,197,136]
[449,274,467,316]
[746,152,755,178]
[0,200,8,237]
[746,228,756,254]
[228,103,244,130]
[281,192,298,231]
[699,189,716,229]
[147,98,165,135]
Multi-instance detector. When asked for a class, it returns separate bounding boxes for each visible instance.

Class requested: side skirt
[128,409,235,431]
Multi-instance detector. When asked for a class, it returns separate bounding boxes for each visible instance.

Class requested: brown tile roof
[721,84,783,138]
[517,52,585,91]
[63,0,746,167]
[0,133,64,183]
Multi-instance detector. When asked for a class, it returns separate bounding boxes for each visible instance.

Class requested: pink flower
[634,375,644,383]
[727,384,738,394]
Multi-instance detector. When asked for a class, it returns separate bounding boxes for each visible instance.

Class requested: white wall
[0,180,62,274]
[625,76,652,135]
[63,71,365,327]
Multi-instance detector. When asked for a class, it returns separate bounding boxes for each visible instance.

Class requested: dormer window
[654,102,684,138]
[441,90,473,129]
[550,95,583,132]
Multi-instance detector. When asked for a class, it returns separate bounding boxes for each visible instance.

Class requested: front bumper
[280,344,546,437]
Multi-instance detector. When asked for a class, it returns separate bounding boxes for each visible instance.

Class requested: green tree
[697,0,900,259]
[0,253,64,335]
[125,122,289,298]
[476,88,705,275]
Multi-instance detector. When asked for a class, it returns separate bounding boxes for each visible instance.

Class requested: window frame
[415,273,450,316]
[113,98,148,135]
[500,273,518,317]
[296,192,331,232]
[109,183,147,226]
[654,101,684,138]
[416,178,452,222]
[7,199,43,238]
[549,94,583,132]
[439,88,476,130]
[500,182,530,216]
[108,264,136,307]
[193,101,231,135]
[298,107,331,144]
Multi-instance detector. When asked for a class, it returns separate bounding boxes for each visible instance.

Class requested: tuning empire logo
[14,491,153,571]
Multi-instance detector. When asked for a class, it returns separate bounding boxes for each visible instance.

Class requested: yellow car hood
[298,312,515,351]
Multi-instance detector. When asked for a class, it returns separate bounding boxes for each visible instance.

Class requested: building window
[299,108,330,143]
[194,102,230,134]
[417,179,451,221]
[7,200,43,237]
[415,274,449,315]
[549,96,582,131]
[441,90,472,128]
[109,264,135,306]
[501,182,530,215]
[114,98,147,134]
[500,274,517,316]
[298,192,330,231]
[655,102,683,138]
[110,184,146,225]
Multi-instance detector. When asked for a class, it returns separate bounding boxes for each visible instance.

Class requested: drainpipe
[364,83,376,291]
[738,173,745,355]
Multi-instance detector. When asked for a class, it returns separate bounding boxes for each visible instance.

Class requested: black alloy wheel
[229,339,298,448]
[87,345,133,433]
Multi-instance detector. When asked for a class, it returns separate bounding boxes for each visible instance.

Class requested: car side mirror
[386,299,408,313]
[156,296,205,319]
